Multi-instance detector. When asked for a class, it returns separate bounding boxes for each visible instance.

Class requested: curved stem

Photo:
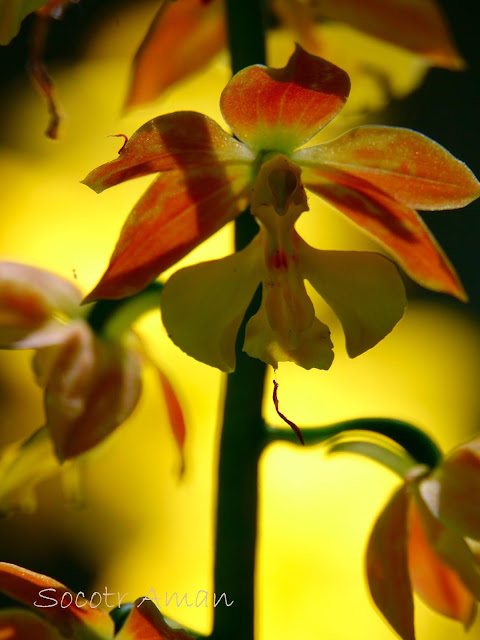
[86,282,163,337]
[266,418,443,468]
[211,3,267,639]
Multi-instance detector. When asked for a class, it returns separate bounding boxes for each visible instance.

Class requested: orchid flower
[83,47,479,371]
[368,438,480,640]
[0,262,184,514]
[125,0,463,108]
[160,153,407,370]
[0,562,193,640]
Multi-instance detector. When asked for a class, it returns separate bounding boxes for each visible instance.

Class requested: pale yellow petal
[244,299,333,370]
[161,240,262,373]
[299,242,406,358]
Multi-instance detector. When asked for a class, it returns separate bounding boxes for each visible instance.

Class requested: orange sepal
[270,0,322,56]
[420,440,480,541]
[408,492,477,628]
[310,0,464,69]
[302,167,467,300]
[0,562,114,640]
[0,261,82,349]
[220,45,350,154]
[116,599,192,640]
[366,487,415,640]
[0,609,66,640]
[157,370,186,476]
[294,126,480,211]
[82,112,252,194]
[85,164,252,301]
[125,0,225,108]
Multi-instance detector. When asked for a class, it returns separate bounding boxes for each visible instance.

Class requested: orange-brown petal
[420,438,480,541]
[0,609,66,640]
[125,0,225,108]
[42,322,142,460]
[220,44,350,153]
[408,489,478,627]
[0,262,81,348]
[302,167,466,300]
[82,112,252,194]
[309,0,464,69]
[85,164,252,302]
[270,0,322,56]
[0,563,113,640]
[294,126,480,210]
[366,487,415,640]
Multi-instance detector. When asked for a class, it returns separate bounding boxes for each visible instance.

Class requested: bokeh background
[0,1,479,639]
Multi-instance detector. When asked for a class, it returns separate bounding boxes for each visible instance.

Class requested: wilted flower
[367,438,480,640]
[0,261,184,514]
[0,562,193,640]
[83,47,479,371]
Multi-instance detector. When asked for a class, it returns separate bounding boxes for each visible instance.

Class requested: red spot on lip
[272,250,288,269]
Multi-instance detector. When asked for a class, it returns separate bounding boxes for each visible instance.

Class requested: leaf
[125,0,225,108]
[301,167,467,300]
[220,44,351,154]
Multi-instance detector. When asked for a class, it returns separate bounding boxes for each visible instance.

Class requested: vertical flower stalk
[211,2,267,640]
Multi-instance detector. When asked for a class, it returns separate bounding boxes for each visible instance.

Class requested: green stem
[210,306,266,640]
[211,3,267,639]
[86,282,163,337]
[225,0,267,75]
[266,418,443,468]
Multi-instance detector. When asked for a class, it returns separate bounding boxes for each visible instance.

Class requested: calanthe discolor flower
[161,154,406,370]
[367,439,480,640]
[0,562,193,640]
[83,46,479,371]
